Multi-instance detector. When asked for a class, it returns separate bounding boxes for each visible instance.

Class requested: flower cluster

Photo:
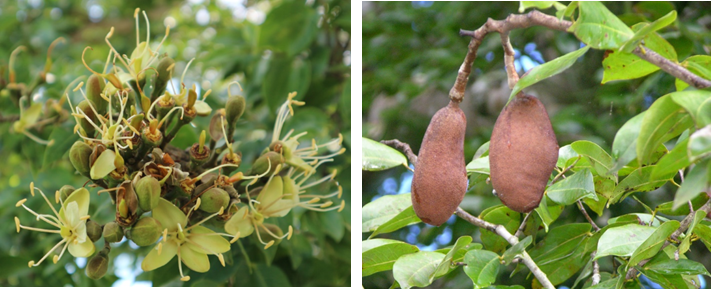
[14,8,346,281]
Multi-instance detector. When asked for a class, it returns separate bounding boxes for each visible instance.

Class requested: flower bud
[77,100,97,136]
[247,151,284,176]
[151,57,174,102]
[85,248,110,280]
[221,152,241,175]
[135,176,161,211]
[103,221,124,243]
[86,74,107,115]
[225,95,245,128]
[128,217,162,246]
[208,109,226,141]
[116,180,139,226]
[200,188,229,213]
[86,220,103,242]
[56,185,75,203]
[70,141,93,177]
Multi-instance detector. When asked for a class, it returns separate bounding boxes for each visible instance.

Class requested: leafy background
[363,1,711,288]
[0,0,350,286]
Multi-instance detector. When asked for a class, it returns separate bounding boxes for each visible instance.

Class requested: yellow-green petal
[224,206,254,237]
[152,198,187,232]
[59,188,90,221]
[180,245,209,273]
[187,226,230,254]
[68,238,95,258]
[141,239,178,271]
[90,149,117,180]
[193,101,212,116]
[257,176,283,208]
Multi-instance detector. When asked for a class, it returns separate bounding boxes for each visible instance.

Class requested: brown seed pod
[411,101,467,226]
[489,93,558,213]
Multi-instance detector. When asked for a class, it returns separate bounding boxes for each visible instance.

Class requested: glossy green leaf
[362,239,419,276]
[602,24,677,83]
[474,141,490,159]
[259,1,318,57]
[480,205,521,253]
[42,125,79,169]
[619,10,677,53]
[434,236,472,277]
[557,144,580,169]
[670,90,711,128]
[637,94,694,165]
[640,268,696,289]
[672,159,710,209]
[362,137,408,171]
[586,277,619,289]
[547,168,597,205]
[466,156,489,175]
[611,166,674,203]
[501,236,532,265]
[529,223,592,263]
[595,223,656,260]
[392,251,445,289]
[508,46,590,101]
[536,243,590,285]
[651,138,689,180]
[656,193,709,216]
[688,125,711,162]
[463,249,500,288]
[371,206,421,238]
[644,258,711,276]
[694,224,711,252]
[362,193,412,232]
[571,140,614,176]
[534,196,564,232]
[675,55,711,91]
[610,112,646,173]
[518,1,566,12]
[628,220,680,267]
[570,1,633,49]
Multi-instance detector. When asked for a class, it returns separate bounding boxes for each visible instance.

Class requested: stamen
[157,106,185,128]
[35,187,61,220]
[338,200,345,212]
[218,254,225,267]
[320,201,333,208]
[195,163,240,181]
[55,241,70,263]
[81,47,102,76]
[28,261,34,268]
[22,131,54,146]
[186,207,224,231]
[287,226,293,240]
[177,245,189,281]
[264,240,275,250]
[55,191,60,203]
[15,217,20,233]
[157,242,163,255]
[9,46,27,83]
[230,231,241,243]
[16,199,27,207]
[80,215,91,221]
[30,182,35,196]
[32,238,66,267]
[180,58,195,88]
[53,255,59,264]
[308,198,320,204]
[44,37,65,74]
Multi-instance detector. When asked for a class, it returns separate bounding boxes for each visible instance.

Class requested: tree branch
[454,10,710,103]
[625,198,711,280]
[455,207,554,289]
[380,139,418,167]
[577,199,600,231]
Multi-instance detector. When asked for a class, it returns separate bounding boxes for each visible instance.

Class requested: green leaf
[474,141,490,159]
[392,251,445,289]
[90,149,116,180]
[42,125,79,169]
[529,223,592,263]
[640,268,696,289]
[675,56,711,92]
[259,1,318,57]
[362,137,408,171]
[371,206,421,238]
[434,236,472,277]
[536,243,590,285]
[480,205,521,254]
[501,236,532,265]
[656,193,709,216]
[694,224,711,252]
[595,224,656,260]
[688,125,711,162]
[466,156,490,175]
[570,1,634,49]
[262,56,312,113]
[651,138,689,180]
[611,166,674,203]
[571,140,614,176]
[602,24,677,83]
[362,193,412,232]
[670,90,711,128]
[362,239,419,276]
[534,196,564,232]
[628,220,680,267]
[463,250,501,288]
[610,112,646,173]
[619,10,677,53]
[672,159,710,209]
[518,1,566,12]
[557,144,580,169]
[508,46,590,102]
[644,259,711,276]
[637,94,694,165]
[547,168,597,205]
[587,277,619,289]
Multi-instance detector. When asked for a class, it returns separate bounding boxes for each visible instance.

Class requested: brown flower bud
[85,247,110,280]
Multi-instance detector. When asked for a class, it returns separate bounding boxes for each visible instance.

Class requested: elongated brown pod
[489,93,558,213]
[411,100,467,226]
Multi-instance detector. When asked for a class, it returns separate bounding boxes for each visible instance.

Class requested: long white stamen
[32,238,66,267]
